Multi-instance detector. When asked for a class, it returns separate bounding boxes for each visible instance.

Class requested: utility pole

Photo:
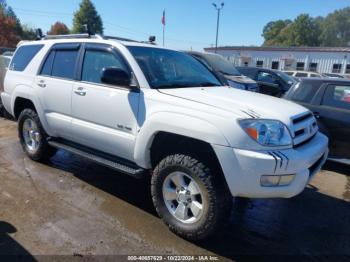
[212,2,224,53]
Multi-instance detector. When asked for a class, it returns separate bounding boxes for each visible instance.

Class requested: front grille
[292,112,313,125]
[291,112,318,147]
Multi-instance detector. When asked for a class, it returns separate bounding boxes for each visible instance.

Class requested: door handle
[37,80,46,88]
[74,87,87,96]
[313,112,320,119]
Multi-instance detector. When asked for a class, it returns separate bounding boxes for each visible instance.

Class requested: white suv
[1,34,329,240]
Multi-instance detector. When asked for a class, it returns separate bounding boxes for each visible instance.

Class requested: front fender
[134,112,229,168]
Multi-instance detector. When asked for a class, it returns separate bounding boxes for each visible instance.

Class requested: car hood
[224,75,256,84]
[159,86,308,124]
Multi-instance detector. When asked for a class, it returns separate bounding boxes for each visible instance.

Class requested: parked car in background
[237,67,296,97]
[186,51,259,92]
[284,78,350,161]
[321,73,346,79]
[0,54,12,91]
[283,70,323,78]
[0,54,12,116]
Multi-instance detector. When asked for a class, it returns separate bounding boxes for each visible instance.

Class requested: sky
[6,0,350,51]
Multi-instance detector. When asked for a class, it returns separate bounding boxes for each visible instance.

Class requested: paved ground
[0,118,349,261]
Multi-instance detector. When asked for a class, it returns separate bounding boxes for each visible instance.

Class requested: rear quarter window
[322,85,350,110]
[289,81,322,103]
[51,49,79,80]
[9,45,43,72]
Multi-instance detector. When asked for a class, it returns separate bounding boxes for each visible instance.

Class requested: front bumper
[213,132,328,198]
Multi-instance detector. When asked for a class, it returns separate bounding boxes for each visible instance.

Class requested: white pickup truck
[1,34,328,240]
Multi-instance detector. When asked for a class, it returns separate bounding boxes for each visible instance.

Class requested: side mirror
[101,67,131,87]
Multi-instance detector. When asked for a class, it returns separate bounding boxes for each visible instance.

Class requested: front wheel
[18,109,57,161]
[151,154,231,241]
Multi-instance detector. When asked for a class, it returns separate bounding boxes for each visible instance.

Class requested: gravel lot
[0,118,349,261]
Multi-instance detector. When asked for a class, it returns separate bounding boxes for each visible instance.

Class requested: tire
[18,109,57,161]
[151,154,231,241]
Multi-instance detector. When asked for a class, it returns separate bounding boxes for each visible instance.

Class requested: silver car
[0,55,12,92]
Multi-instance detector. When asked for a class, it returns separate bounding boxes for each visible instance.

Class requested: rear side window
[290,81,322,103]
[9,45,43,71]
[322,85,350,110]
[40,51,55,76]
[237,68,256,79]
[51,50,79,80]
[257,71,278,84]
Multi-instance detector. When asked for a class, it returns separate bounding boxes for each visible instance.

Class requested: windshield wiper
[218,70,240,77]
[156,84,193,89]
[198,82,221,87]
[156,82,219,89]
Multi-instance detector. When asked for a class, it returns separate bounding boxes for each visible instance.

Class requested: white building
[204,46,350,75]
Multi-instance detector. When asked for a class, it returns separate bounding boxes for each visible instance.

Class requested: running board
[48,140,146,178]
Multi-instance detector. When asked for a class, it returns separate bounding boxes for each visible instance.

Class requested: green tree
[288,14,321,46]
[320,7,350,46]
[72,0,103,34]
[5,6,23,36]
[21,25,37,40]
[262,14,321,46]
[262,20,291,46]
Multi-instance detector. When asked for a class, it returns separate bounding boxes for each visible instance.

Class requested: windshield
[200,53,241,76]
[127,46,221,89]
[276,71,297,86]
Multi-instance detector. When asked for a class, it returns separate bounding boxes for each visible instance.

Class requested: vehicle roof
[299,77,350,84]
[17,37,170,50]
[236,66,280,73]
[0,55,12,59]
[283,70,321,74]
[186,50,219,57]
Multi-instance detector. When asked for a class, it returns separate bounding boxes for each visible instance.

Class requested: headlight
[239,119,292,146]
[227,80,246,90]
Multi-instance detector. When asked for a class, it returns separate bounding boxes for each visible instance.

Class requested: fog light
[260,175,295,187]
[279,175,295,186]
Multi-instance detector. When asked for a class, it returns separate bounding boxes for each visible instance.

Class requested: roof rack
[102,35,138,42]
[43,33,104,40]
[35,27,156,45]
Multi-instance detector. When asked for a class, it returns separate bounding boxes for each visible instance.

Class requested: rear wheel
[151,154,231,240]
[18,109,57,161]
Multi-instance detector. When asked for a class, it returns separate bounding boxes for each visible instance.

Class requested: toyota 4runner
[1,34,329,240]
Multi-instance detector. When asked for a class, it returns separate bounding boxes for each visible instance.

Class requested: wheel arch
[134,112,229,169]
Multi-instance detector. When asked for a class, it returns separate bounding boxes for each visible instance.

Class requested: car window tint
[82,50,128,84]
[237,68,256,79]
[9,45,43,72]
[310,74,319,78]
[193,56,212,70]
[322,85,350,110]
[290,81,321,103]
[51,50,79,80]
[257,72,277,84]
[40,50,55,76]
